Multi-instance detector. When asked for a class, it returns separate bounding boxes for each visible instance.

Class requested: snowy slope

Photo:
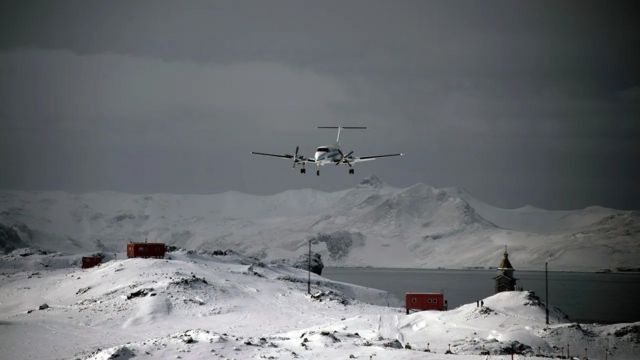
[0,252,638,360]
[0,176,638,271]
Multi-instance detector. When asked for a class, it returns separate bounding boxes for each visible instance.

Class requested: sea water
[323,267,640,323]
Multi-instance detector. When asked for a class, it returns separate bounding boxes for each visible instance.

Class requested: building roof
[498,249,514,270]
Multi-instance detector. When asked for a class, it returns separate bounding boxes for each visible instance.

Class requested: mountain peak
[358,175,384,188]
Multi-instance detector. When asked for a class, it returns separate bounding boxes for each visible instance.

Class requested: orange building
[405,293,446,314]
[127,243,166,258]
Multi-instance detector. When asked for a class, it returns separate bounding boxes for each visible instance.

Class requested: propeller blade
[336,149,344,165]
[344,151,354,167]
[292,146,299,168]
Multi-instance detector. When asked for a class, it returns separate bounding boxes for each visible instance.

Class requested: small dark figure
[476,300,479,307]
[444,300,448,310]
[481,300,484,307]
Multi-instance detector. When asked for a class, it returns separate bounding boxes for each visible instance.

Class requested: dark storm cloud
[0,0,638,209]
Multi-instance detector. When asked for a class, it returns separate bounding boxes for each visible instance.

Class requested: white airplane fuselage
[314,144,342,166]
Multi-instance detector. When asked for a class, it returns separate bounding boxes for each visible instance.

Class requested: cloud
[0,48,355,194]
[618,86,640,102]
[0,48,350,140]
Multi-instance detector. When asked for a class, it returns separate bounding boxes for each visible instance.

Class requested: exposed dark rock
[309,231,365,260]
[169,275,208,287]
[38,303,49,310]
[383,339,403,349]
[499,341,532,355]
[319,331,340,343]
[358,175,384,188]
[126,288,154,300]
[293,252,324,275]
[0,224,27,253]
[76,286,91,295]
[478,306,496,315]
[106,346,135,359]
[310,290,350,305]
[166,245,181,252]
[180,335,194,344]
[614,324,640,343]
[209,249,233,256]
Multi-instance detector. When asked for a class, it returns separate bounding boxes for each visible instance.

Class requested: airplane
[251,126,403,176]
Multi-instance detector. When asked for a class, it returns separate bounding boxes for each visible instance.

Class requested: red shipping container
[127,243,166,258]
[405,293,446,314]
[82,256,102,269]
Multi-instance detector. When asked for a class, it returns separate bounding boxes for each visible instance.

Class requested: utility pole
[545,261,549,325]
[307,239,311,294]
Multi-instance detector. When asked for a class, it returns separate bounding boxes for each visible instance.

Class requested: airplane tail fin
[317,126,366,143]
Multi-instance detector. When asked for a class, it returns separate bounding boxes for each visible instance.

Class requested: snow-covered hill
[1,176,638,271]
[0,251,638,359]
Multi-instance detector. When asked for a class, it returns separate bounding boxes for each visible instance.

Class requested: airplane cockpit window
[317,147,329,152]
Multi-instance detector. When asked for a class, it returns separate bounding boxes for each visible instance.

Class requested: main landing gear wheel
[316,170,320,176]
[349,168,354,174]
[300,168,306,174]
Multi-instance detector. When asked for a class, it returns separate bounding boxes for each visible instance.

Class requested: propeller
[292,146,307,168]
[336,150,354,167]
[292,146,299,168]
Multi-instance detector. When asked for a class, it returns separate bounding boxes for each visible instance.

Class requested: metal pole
[545,261,549,325]
[307,239,311,294]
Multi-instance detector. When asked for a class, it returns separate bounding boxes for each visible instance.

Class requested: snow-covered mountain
[1,176,638,271]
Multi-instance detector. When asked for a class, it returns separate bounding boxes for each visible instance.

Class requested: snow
[1,251,638,359]
[1,177,639,358]
[1,177,638,272]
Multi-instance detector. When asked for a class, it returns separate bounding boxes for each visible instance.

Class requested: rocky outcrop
[309,232,365,261]
[0,224,27,253]
[293,252,324,275]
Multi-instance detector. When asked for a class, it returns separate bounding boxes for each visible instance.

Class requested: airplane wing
[350,153,403,163]
[251,151,294,159]
[251,152,315,162]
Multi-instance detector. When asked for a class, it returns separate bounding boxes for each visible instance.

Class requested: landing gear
[300,168,306,174]
[316,169,320,176]
[349,168,354,175]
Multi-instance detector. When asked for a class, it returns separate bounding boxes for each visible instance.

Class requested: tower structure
[494,246,517,293]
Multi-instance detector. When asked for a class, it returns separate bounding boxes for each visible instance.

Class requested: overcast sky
[0,0,638,210]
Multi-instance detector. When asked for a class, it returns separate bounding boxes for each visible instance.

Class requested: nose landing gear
[316,169,320,176]
[300,168,306,174]
[349,168,354,175]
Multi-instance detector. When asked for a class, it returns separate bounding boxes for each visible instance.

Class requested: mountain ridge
[0,176,638,271]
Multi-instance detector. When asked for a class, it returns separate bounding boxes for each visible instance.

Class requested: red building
[127,243,166,258]
[81,256,102,269]
[405,293,446,314]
